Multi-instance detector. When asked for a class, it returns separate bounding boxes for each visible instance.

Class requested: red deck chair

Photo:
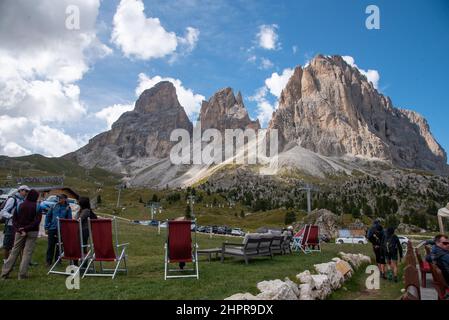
[415,248,431,288]
[292,225,311,253]
[306,225,321,253]
[82,217,128,279]
[48,218,90,277]
[164,219,199,280]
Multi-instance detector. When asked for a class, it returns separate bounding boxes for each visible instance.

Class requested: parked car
[217,226,226,234]
[149,220,159,227]
[336,236,368,244]
[230,228,245,237]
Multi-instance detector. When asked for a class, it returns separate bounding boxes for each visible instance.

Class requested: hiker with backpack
[44,194,72,267]
[384,226,403,282]
[76,197,97,249]
[367,219,387,279]
[1,189,42,280]
[0,185,30,263]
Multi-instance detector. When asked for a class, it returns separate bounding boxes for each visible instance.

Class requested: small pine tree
[284,211,296,225]
[152,194,158,202]
[96,194,102,205]
[138,196,143,203]
[240,210,245,219]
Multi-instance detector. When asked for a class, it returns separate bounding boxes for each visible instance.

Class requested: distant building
[34,186,79,200]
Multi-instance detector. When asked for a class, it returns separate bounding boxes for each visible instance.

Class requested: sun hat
[18,185,30,191]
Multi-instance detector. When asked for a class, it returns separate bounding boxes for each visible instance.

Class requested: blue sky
[0,0,448,159]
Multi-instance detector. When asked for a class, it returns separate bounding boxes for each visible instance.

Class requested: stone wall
[225,252,371,300]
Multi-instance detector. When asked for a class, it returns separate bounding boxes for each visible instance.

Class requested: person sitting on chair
[426,234,449,285]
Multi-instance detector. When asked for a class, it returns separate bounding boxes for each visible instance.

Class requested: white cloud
[0,0,111,83]
[178,27,200,53]
[249,87,275,127]
[0,0,110,157]
[111,0,199,60]
[342,55,380,89]
[256,24,280,50]
[249,68,294,127]
[136,73,205,120]
[265,68,294,98]
[247,55,257,63]
[259,58,274,70]
[95,104,134,129]
[0,116,83,157]
[292,46,298,54]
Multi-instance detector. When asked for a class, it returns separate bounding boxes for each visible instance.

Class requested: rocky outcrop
[198,88,260,133]
[269,54,448,175]
[66,81,193,173]
[300,209,340,238]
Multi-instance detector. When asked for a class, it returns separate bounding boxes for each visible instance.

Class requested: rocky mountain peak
[270,54,448,174]
[199,87,260,132]
[134,81,181,114]
[67,81,193,172]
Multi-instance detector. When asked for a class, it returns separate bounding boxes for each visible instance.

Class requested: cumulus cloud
[256,24,280,50]
[136,73,205,120]
[111,0,199,60]
[249,87,275,127]
[0,116,84,157]
[0,0,110,157]
[95,104,134,129]
[342,56,380,89]
[265,68,294,98]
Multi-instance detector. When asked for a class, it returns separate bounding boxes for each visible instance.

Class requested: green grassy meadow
[0,220,404,300]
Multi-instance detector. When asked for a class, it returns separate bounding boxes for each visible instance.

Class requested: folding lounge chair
[83,218,129,279]
[164,219,199,280]
[48,218,90,277]
[291,227,306,252]
[306,225,321,253]
[292,225,312,253]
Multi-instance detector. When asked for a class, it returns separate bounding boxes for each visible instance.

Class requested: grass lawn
[0,220,404,300]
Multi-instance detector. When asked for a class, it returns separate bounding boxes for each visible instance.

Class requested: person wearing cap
[44,193,72,267]
[0,185,29,263]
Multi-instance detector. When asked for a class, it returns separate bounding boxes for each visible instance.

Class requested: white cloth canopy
[437,204,449,233]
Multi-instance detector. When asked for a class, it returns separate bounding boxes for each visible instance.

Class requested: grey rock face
[269,54,448,174]
[67,81,193,171]
[198,87,260,133]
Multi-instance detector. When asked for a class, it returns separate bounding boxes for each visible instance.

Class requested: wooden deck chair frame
[48,218,91,277]
[82,217,129,279]
[292,227,307,252]
[294,225,313,254]
[164,219,199,280]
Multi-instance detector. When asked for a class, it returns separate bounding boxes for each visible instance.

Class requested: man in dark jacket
[44,194,72,267]
[367,219,387,279]
[1,189,42,280]
[427,234,449,285]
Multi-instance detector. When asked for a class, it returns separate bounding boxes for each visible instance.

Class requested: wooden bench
[221,233,274,264]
